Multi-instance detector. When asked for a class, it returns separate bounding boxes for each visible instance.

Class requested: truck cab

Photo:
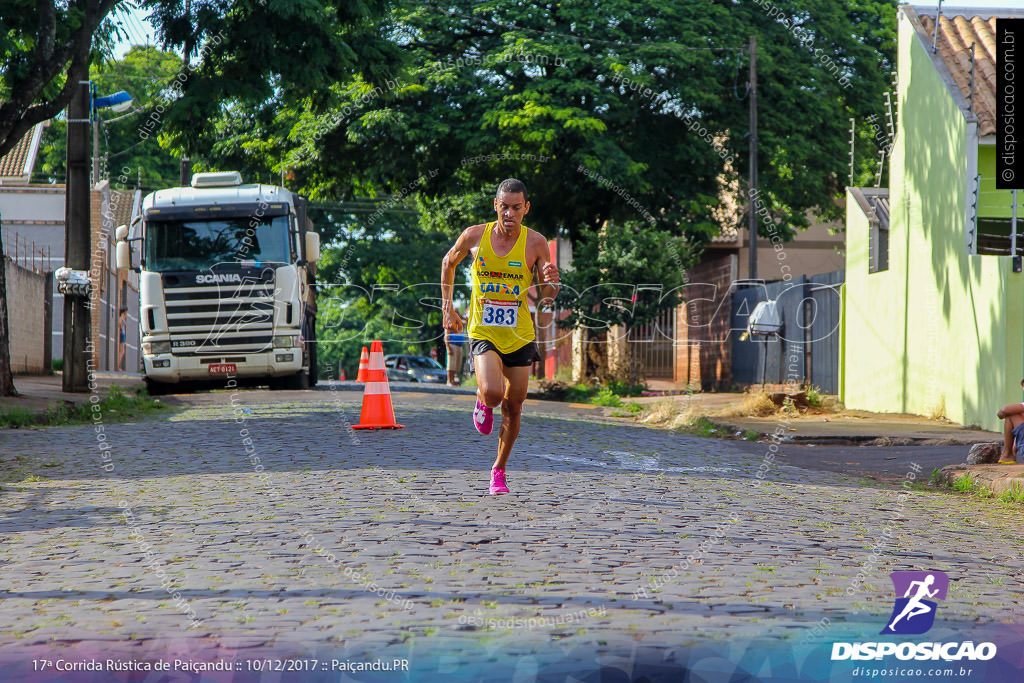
[115,171,320,393]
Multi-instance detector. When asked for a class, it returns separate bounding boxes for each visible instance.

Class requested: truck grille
[163,282,277,355]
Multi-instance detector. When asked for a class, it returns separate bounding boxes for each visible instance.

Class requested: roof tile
[919,14,997,136]
[0,127,35,179]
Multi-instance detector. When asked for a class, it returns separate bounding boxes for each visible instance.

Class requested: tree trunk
[0,247,17,396]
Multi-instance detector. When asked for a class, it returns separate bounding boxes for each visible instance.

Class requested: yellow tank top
[468,222,535,353]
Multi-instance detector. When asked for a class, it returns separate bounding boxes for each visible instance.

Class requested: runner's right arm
[441,226,482,332]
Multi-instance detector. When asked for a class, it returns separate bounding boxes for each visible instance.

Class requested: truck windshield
[144,215,290,271]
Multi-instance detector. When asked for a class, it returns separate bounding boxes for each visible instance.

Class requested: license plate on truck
[208,363,236,375]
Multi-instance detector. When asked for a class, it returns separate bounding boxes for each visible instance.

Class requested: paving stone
[0,396,1020,663]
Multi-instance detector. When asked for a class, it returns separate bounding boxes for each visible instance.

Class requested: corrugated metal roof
[918,13,997,136]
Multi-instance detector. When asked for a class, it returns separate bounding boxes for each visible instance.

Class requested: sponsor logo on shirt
[479,283,521,296]
[477,270,524,280]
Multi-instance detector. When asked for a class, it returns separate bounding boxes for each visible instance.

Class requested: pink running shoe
[489,468,509,495]
[473,399,493,435]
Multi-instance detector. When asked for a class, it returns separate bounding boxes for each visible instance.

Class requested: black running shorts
[469,338,540,367]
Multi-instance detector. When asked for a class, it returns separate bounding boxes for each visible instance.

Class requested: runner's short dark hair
[496,178,528,203]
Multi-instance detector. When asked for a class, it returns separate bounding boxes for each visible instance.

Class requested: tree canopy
[179,0,898,245]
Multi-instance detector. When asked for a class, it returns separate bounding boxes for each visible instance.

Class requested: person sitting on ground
[995,379,1024,464]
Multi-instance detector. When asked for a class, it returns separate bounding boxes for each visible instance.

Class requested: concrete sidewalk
[717,411,998,445]
[626,391,1024,496]
[629,392,1000,444]
[0,372,144,415]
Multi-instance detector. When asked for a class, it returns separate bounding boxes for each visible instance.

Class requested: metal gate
[730,270,843,393]
[628,306,675,379]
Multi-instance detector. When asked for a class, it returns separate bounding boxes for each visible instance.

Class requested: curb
[938,464,1024,496]
[715,421,987,447]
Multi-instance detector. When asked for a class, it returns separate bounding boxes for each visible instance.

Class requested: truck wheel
[282,370,309,390]
[308,336,318,387]
[144,377,172,396]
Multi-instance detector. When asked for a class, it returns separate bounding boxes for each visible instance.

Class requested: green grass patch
[935,471,1024,505]
[951,475,988,496]
[675,415,727,438]
[998,485,1024,504]
[538,379,646,403]
[610,401,644,418]
[590,387,623,407]
[0,385,167,429]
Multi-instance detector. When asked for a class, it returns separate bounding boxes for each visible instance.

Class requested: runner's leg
[494,364,530,471]
[475,350,505,408]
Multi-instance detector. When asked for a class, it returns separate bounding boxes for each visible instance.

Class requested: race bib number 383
[480,299,519,327]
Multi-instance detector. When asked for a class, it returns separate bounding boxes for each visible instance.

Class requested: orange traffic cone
[356,346,370,382]
[339,369,347,381]
[352,340,404,430]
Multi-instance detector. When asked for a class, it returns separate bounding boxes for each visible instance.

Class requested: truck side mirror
[116,240,132,271]
[115,224,129,241]
[305,231,320,262]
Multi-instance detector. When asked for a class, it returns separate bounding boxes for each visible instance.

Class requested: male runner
[440,178,560,494]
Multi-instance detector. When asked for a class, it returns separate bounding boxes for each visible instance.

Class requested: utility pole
[748,35,758,280]
[179,156,191,186]
[180,0,192,187]
[92,116,101,184]
[64,80,92,392]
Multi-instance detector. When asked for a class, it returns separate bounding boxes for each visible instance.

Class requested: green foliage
[604,380,646,397]
[537,378,645,403]
[806,386,823,408]
[0,1,172,159]
[142,0,402,166]
[36,46,184,188]
[558,220,692,333]
[313,207,453,379]
[590,387,623,407]
[187,0,897,244]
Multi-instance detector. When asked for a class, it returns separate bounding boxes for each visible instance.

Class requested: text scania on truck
[115,171,320,393]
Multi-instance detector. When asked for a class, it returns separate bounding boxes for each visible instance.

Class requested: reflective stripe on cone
[352,339,404,430]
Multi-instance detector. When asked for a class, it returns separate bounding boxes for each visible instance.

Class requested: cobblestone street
[1,390,1022,680]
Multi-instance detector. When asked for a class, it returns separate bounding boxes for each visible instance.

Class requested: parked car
[384,354,447,383]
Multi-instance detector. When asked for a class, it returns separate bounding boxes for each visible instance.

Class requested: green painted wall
[843,10,1024,431]
[978,144,1017,219]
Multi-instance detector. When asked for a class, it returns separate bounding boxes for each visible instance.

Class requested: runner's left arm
[531,233,560,303]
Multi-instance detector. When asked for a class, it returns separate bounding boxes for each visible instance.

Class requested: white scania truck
[115,171,320,394]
